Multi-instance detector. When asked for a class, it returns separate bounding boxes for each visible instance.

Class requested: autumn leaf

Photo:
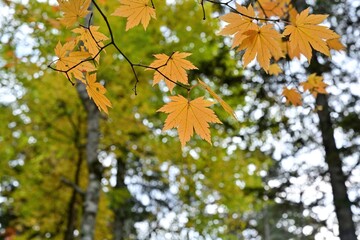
[301,73,328,97]
[85,73,112,114]
[219,4,258,48]
[268,63,282,76]
[72,26,109,62]
[198,79,237,121]
[282,87,302,106]
[57,0,91,28]
[148,52,198,92]
[54,41,96,81]
[283,8,340,61]
[239,24,283,72]
[157,95,222,147]
[112,0,156,31]
[327,38,345,51]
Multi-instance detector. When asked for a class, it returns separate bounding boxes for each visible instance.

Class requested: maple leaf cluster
[52,0,236,147]
[51,0,344,147]
[146,52,240,146]
[55,0,111,113]
[282,74,328,106]
[219,0,344,105]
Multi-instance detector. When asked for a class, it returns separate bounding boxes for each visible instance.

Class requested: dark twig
[256,0,269,19]
[204,0,282,23]
[133,63,191,90]
[61,177,85,196]
[201,0,206,20]
[66,72,75,86]
[150,0,155,9]
[88,12,93,28]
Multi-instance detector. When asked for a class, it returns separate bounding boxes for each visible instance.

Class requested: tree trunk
[263,206,271,240]
[74,3,103,240]
[77,81,102,240]
[64,147,84,240]
[316,94,357,240]
[113,157,127,240]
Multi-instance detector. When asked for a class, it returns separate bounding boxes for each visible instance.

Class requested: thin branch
[133,63,191,90]
[150,0,155,9]
[204,0,283,23]
[61,177,86,196]
[201,0,206,20]
[256,0,269,19]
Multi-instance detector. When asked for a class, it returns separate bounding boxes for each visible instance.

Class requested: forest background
[0,0,359,239]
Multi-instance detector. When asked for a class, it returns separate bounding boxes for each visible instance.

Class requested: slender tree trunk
[113,157,127,240]
[64,147,84,240]
[263,206,270,240]
[316,94,357,240]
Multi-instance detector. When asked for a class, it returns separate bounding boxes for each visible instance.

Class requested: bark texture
[316,94,357,240]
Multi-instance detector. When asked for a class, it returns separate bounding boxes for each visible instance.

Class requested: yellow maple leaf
[55,41,97,81]
[112,0,156,31]
[72,26,109,62]
[283,8,340,61]
[219,4,258,48]
[198,79,237,121]
[301,73,328,97]
[57,0,91,28]
[282,87,302,106]
[85,73,112,114]
[239,24,283,72]
[148,52,198,92]
[268,63,282,76]
[157,95,222,147]
[327,38,345,51]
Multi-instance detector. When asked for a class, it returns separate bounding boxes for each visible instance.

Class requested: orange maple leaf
[268,63,282,76]
[301,73,328,97]
[198,79,237,121]
[327,38,345,51]
[57,0,91,28]
[148,52,198,92]
[72,26,109,62]
[55,41,96,81]
[239,24,283,72]
[219,4,258,48]
[157,95,222,147]
[112,0,156,31]
[283,8,340,61]
[85,73,112,114]
[282,87,302,106]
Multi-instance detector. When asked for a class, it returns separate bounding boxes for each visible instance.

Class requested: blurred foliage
[2,0,358,239]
